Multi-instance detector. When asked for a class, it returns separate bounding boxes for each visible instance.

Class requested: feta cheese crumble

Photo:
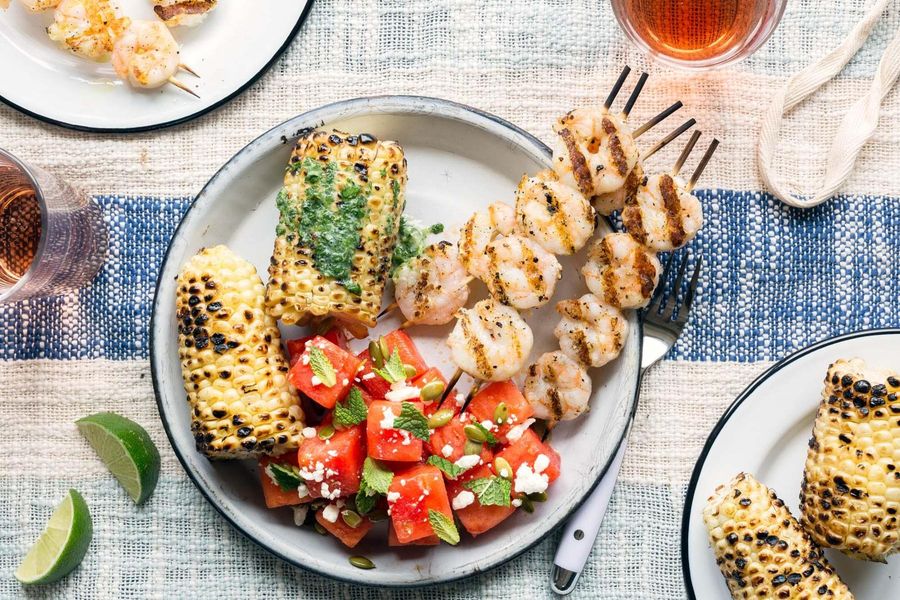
[321,503,340,523]
[379,406,396,429]
[386,491,401,503]
[441,444,454,458]
[505,418,535,442]
[454,454,480,471]
[514,463,549,495]
[301,427,317,439]
[292,505,309,526]
[451,490,475,510]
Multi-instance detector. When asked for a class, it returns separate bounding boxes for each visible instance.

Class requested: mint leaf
[393,402,430,441]
[354,486,378,515]
[464,476,512,507]
[266,463,304,492]
[373,348,406,384]
[333,388,367,428]
[428,509,460,545]
[426,455,464,479]
[362,457,393,495]
[470,421,499,446]
[308,345,337,387]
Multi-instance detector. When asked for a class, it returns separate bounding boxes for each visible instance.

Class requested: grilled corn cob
[800,358,900,562]
[176,245,303,459]
[265,130,407,330]
[704,472,853,599]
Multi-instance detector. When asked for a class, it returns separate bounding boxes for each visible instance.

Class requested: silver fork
[550,251,703,595]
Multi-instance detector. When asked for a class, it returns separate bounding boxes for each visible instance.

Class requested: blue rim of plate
[149,95,643,588]
[0,0,315,134]
[680,327,900,599]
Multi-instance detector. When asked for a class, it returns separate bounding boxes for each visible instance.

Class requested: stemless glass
[611,0,787,70]
[0,148,107,304]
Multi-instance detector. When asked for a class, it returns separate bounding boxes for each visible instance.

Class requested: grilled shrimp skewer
[112,20,198,96]
[457,201,515,279]
[582,233,661,310]
[524,351,592,422]
[47,0,130,61]
[151,0,217,27]
[446,299,534,383]
[480,234,562,310]
[391,241,472,327]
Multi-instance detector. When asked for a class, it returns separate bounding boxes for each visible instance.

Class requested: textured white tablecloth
[2,1,900,598]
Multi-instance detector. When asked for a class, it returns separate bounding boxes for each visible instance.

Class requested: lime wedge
[76,412,161,505]
[15,489,92,585]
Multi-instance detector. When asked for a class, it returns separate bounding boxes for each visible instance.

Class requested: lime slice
[76,412,161,505]
[15,489,92,585]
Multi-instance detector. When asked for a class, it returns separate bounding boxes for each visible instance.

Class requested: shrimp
[551,109,639,202]
[481,234,562,310]
[392,241,471,326]
[447,299,533,381]
[593,160,644,216]
[582,232,661,309]
[554,294,628,368]
[514,169,595,255]
[622,172,703,252]
[457,201,515,279]
[47,0,130,61]
[524,351,592,422]
[151,0,217,28]
[15,0,60,11]
[111,20,180,89]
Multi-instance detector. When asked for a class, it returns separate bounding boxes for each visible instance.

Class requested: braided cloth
[1,1,899,598]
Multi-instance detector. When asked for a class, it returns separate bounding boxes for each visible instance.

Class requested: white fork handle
[550,435,628,595]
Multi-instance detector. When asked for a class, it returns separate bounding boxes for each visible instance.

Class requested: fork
[550,251,703,595]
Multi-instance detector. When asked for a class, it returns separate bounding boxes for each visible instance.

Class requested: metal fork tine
[666,253,690,321]
[683,254,703,312]
[646,253,675,314]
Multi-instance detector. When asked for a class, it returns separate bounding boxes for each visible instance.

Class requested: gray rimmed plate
[683,329,900,599]
[150,96,641,586]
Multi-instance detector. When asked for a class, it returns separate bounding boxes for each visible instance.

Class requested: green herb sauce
[276,157,368,295]
[390,216,444,276]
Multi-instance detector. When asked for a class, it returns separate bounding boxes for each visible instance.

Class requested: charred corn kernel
[176,245,303,459]
[265,130,407,329]
[800,358,900,562]
[704,473,853,600]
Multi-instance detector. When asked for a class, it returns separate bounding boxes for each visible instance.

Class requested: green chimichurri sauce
[390,216,444,276]
[277,157,368,295]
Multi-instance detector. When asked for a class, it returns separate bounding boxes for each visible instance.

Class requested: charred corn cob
[265,130,407,330]
[704,472,853,599]
[800,358,900,562]
[176,245,303,459]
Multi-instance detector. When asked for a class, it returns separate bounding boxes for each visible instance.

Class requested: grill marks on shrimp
[557,127,593,198]
[602,117,629,178]
[632,250,657,301]
[460,314,493,378]
[659,174,687,248]
[595,237,620,307]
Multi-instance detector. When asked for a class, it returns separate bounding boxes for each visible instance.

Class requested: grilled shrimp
[112,20,180,89]
[593,160,644,216]
[524,351,592,422]
[15,0,60,11]
[47,0,129,61]
[554,294,628,368]
[514,170,595,255]
[481,234,562,310]
[151,0,217,27]
[447,299,533,381]
[622,172,703,252]
[392,241,471,326]
[458,202,515,279]
[551,109,639,202]
[582,233,661,309]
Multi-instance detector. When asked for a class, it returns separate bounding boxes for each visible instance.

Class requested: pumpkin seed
[341,509,362,528]
[368,340,384,368]
[427,408,454,429]
[403,364,418,379]
[464,440,482,456]
[520,497,535,513]
[378,337,391,363]
[313,522,328,535]
[464,424,487,443]
[493,402,509,424]
[493,457,513,480]
[314,317,334,336]
[527,491,548,503]
[317,425,335,440]
[349,555,375,570]
[367,509,389,522]
[420,380,445,402]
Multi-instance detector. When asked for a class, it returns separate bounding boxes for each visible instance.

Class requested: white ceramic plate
[150,96,642,586]
[0,0,313,132]
[682,329,900,599]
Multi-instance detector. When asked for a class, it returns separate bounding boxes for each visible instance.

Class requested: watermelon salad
[258,327,562,553]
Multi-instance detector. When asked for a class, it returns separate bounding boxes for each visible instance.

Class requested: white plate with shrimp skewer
[151,95,643,586]
[0,0,313,132]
